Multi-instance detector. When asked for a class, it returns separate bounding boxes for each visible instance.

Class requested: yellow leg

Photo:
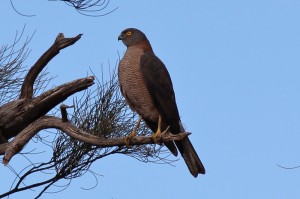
[124,116,142,147]
[151,115,163,144]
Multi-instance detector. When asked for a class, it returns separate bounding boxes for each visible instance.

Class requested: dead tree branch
[0,33,91,143]
[20,33,82,99]
[1,115,189,164]
[0,76,94,141]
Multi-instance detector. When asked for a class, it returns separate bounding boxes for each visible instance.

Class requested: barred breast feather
[118,46,159,122]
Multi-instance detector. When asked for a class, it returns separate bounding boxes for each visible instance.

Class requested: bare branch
[1,115,190,164]
[61,0,118,17]
[0,26,31,104]
[0,76,94,141]
[20,33,82,99]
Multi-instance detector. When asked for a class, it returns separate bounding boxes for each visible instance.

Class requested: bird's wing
[141,52,205,175]
[140,52,181,134]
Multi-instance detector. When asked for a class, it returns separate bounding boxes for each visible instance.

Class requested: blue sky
[1,0,300,198]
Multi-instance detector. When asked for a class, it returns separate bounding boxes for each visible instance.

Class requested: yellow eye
[126,31,132,36]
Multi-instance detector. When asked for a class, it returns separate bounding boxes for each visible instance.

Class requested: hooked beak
[118,34,124,41]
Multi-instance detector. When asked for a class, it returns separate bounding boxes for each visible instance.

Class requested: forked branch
[20,33,82,99]
[0,33,90,142]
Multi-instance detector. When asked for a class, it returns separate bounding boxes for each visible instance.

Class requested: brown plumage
[118,28,205,177]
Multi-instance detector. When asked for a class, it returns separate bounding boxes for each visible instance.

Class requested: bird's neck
[132,40,153,53]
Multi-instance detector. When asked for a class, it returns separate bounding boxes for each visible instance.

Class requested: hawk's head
[118,28,148,47]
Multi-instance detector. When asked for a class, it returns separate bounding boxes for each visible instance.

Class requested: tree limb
[0,33,91,143]
[0,76,94,140]
[1,116,190,165]
[20,33,82,99]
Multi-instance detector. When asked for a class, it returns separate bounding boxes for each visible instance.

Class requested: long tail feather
[175,122,205,177]
[175,137,205,177]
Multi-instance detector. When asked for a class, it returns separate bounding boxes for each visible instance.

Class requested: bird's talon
[124,116,141,148]
[124,131,136,147]
[151,132,163,145]
[152,126,170,144]
[124,136,132,148]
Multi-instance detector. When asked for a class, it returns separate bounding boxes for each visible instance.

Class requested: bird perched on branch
[117,28,205,177]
